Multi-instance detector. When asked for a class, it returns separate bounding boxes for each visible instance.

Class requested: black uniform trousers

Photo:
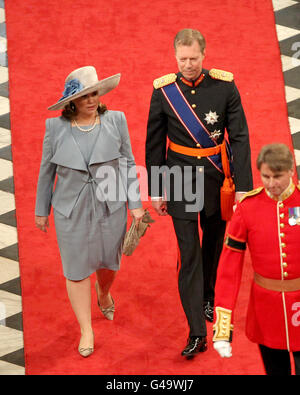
[259,345,300,376]
[172,209,226,337]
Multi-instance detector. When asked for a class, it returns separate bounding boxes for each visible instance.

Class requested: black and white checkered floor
[275,0,300,177]
[0,0,299,375]
[0,0,24,375]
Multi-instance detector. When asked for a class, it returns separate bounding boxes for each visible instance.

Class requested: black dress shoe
[181,336,207,358]
[204,301,214,322]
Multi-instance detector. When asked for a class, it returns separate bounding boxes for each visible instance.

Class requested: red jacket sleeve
[213,202,248,341]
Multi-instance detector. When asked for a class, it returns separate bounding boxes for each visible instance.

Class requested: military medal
[288,207,300,226]
[210,129,222,139]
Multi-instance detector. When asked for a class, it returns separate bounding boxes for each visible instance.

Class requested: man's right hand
[151,198,168,216]
[213,341,232,358]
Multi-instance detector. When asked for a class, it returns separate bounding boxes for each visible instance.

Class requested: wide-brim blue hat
[48,66,121,111]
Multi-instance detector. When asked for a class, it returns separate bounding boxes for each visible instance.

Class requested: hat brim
[48,73,121,111]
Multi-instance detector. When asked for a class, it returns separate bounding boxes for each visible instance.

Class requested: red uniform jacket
[213,183,300,351]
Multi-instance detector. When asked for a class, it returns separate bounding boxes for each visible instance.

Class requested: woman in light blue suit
[35,66,144,357]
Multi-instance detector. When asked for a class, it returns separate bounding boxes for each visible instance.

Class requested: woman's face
[73,91,100,118]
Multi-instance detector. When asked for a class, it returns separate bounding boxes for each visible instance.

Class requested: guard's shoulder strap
[239,187,264,203]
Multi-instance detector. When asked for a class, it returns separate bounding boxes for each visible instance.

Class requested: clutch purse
[123,209,155,256]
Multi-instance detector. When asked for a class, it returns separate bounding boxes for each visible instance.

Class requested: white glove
[213,341,232,358]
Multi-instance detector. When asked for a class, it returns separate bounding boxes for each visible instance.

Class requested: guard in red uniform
[213,143,300,375]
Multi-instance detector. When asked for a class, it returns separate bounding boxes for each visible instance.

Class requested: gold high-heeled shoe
[78,346,94,358]
[95,281,115,321]
[78,332,94,357]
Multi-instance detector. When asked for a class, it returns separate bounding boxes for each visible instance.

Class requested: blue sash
[161,82,231,173]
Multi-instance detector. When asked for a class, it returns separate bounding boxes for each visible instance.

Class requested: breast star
[204,111,219,125]
[210,130,222,139]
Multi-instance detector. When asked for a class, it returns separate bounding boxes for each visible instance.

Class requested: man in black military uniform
[145,28,253,358]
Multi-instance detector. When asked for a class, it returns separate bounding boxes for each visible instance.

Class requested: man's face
[260,163,293,198]
[175,41,205,81]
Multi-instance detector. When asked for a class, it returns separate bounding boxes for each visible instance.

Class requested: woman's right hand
[35,216,49,232]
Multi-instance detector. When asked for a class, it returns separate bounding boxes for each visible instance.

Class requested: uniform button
[279,203,284,208]
[282,262,288,268]
[282,252,287,258]
[280,223,285,228]
[198,168,203,172]
[280,213,284,219]
[191,90,196,94]
[284,272,288,278]
[192,104,197,109]
[280,233,285,238]
[281,242,286,248]
[197,156,201,159]
[196,143,200,147]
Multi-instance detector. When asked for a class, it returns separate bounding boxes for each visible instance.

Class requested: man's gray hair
[174,29,206,53]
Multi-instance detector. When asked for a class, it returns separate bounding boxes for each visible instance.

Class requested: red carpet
[5,0,296,374]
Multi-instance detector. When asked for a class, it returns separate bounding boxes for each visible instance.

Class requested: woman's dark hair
[62,102,107,120]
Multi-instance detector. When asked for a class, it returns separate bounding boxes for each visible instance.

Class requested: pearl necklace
[73,115,99,132]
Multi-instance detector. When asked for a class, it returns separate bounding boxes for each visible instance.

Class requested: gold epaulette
[213,307,233,342]
[209,68,234,82]
[153,73,177,89]
[239,187,264,203]
[297,184,300,191]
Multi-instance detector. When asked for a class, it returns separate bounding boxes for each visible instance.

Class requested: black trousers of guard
[259,345,300,375]
[172,210,226,337]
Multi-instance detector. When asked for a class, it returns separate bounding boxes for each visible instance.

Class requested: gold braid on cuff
[213,306,234,342]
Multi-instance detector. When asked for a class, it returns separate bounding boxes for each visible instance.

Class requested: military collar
[179,72,206,87]
[265,179,295,202]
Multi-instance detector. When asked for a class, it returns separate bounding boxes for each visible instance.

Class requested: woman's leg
[95,269,116,308]
[66,277,94,349]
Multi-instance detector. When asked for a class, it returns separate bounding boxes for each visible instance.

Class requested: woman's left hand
[130,207,145,227]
